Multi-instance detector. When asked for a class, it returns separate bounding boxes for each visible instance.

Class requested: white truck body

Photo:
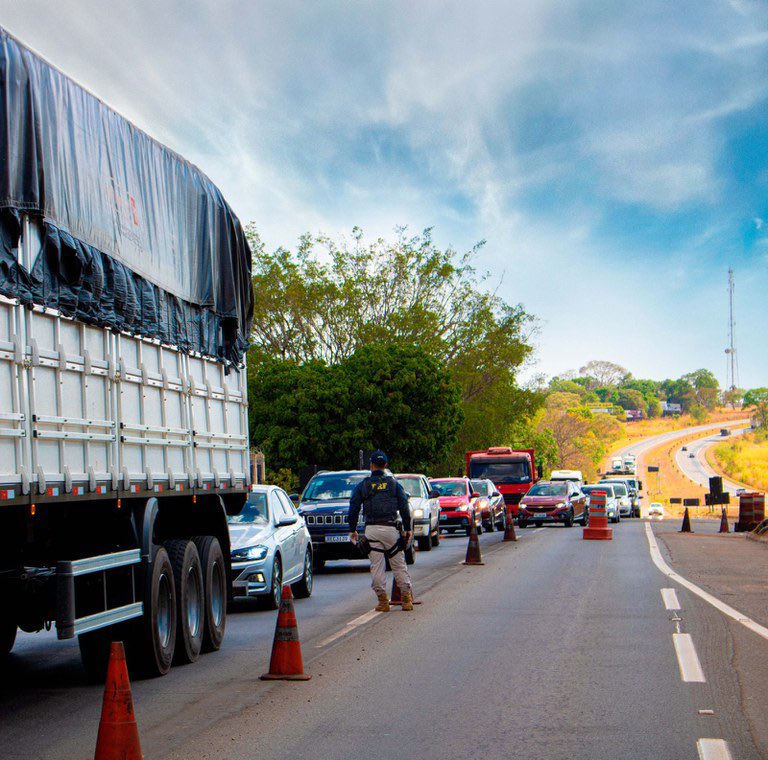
[0,220,249,501]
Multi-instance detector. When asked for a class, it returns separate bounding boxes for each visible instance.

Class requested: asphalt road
[3,519,765,759]
[674,428,747,494]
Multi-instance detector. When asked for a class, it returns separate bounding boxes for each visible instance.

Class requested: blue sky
[2,1,767,387]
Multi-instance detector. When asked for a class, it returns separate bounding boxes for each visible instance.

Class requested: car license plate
[326,534,350,543]
[534,514,547,521]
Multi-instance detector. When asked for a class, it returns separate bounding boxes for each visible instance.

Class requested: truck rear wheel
[166,539,204,665]
[192,536,226,653]
[0,616,17,659]
[127,546,177,678]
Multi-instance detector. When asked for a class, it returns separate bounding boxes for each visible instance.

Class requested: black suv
[298,470,415,569]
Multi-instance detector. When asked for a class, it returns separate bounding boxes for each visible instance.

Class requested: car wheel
[292,549,314,599]
[417,535,432,551]
[431,528,440,546]
[518,520,527,529]
[564,509,574,528]
[264,557,283,610]
[166,539,204,665]
[579,510,588,527]
[192,535,226,653]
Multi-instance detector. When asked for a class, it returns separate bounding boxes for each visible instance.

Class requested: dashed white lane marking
[645,524,768,642]
[673,633,706,682]
[697,738,732,760]
[316,609,381,648]
[661,588,681,610]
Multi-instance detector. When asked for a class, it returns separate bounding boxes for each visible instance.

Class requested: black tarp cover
[0,28,253,366]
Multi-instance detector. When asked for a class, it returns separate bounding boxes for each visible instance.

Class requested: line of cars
[225,469,509,607]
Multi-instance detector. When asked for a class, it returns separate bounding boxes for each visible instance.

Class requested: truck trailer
[0,29,253,677]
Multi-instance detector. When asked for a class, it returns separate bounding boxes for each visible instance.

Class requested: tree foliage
[248,343,463,475]
[578,360,629,389]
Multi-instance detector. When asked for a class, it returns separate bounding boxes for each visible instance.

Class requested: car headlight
[412,508,424,519]
[243,545,269,561]
[457,504,470,511]
[556,502,566,509]
[476,498,489,509]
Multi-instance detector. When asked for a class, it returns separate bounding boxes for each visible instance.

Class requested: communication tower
[724,268,739,391]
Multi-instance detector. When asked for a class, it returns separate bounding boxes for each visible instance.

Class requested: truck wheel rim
[304,553,313,593]
[210,560,224,627]
[187,566,202,637]
[158,573,173,648]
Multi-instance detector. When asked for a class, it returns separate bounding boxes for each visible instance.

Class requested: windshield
[471,480,490,496]
[527,483,566,497]
[303,473,366,501]
[609,483,627,496]
[397,477,422,498]
[469,459,531,484]
[431,480,468,497]
[228,493,269,524]
[583,485,614,497]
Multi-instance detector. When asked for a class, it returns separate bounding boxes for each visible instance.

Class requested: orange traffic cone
[94,642,142,760]
[389,576,422,606]
[462,519,485,565]
[503,510,517,542]
[719,509,729,533]
[680,507,693,533]
[260,585,311,681]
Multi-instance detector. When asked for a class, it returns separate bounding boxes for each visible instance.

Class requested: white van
[550,470,584,484]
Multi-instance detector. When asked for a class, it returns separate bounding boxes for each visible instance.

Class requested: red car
[429,478,483,536]
[518,480,587,528]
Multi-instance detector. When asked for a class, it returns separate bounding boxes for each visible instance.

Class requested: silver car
[581,484,621,524]
[395,473,441,551]
[228,485,313,608]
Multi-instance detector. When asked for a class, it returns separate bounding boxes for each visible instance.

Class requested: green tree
[248,343,463,476]
[744,388,768,407]
[616,388,648,415]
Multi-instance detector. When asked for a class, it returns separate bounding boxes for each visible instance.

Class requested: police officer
[349,450,414,612]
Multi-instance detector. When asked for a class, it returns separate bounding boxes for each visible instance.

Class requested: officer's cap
[370,450,388,465]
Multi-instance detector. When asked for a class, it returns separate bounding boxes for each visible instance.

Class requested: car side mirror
[288,493,299,503]
[428,489,440,499]
[277,515,298,527]
[471,492,480,499]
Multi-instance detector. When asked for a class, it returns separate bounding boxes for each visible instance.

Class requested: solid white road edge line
[316,609,381,648]
[673,633,706,682]
[661,588,681,610]
[645,524,768,642]
[697,738,732,760]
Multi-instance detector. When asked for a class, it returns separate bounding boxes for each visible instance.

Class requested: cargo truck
[0,29,253,677]
[465,447,539,517]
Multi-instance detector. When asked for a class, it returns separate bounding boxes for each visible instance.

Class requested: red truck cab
[465,447,538,517]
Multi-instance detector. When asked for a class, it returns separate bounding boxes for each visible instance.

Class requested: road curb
[745,532,768,546]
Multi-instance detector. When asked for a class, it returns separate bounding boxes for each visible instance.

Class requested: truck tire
[417,535,432,551]
[431,528,440,547]
[192,536,226,653]
[78,628,112,681]
[0,616,17,659]
[165,539,204,665]
[133,546,177,677]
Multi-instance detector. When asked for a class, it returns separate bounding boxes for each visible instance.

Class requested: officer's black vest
[361,475,399,522]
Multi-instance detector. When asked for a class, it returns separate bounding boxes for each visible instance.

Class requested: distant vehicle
[582,484,621,523]
[395,474,441,551]
[689,452,695,458]
[518,480,587,528]
[682,446,688,451]
[599,477,643,517]
[611,456,624,472]
[720,428,730,436]
[600,480,631,518]
[549,469,584,484]
[430,477,482,536]
[299,470,416,569]
[648,502,665,519]
[623,454,637,474]
[736,488,746,496]
[229,486,313,608]
[465,447,539,517]
[471,479,506,531]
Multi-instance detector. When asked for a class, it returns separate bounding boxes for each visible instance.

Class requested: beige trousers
[365,524,412,595]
